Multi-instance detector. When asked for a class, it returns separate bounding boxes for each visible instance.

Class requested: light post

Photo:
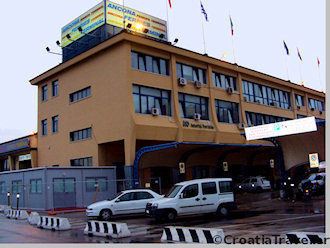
[16,193,20,210]
[7,192,10,207]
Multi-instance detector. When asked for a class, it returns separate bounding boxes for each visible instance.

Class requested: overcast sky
[0,0,325,143]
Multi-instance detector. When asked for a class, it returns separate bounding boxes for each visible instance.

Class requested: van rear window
[202,182,217,195]
[219,181,232,193]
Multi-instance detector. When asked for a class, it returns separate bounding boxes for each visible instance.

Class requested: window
[219,181,232,193]
[246,112,289,127]
[308,98,324,111]
[52,80,59,97]
[12,180,22,193]
[295,94,304,107]
[133,85,171,116]
[118,192,135,202]
[212,72,237,91]
[215,100,239,124]
[86,177,107,192]
[242,80,291,109]
[179,93,209,120]
[0,181,5,194]
[135,192,154,200]
[70,157,93,167]
[30,179,42,194]
[69,86,91,103]
[41,119,47,136]
[53,178,75,193]
[41,84,48,101]
[70,127,92,142]
[131,51,169,75]
[52,116,59,133]
[181,184,198,198]
[176,63,206,84]
[202,182,217,195]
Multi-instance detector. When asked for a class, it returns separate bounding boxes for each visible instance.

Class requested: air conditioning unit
[297,105,301,110]
[226,87,233,94]
[319,111,323,115]
[311,107,315,111]
[178,77,187,86]
[237,123,245,130]
[270,102,275,106]
[255,100,261,104]
[194,81,202,89]
[151,108,160,116]
[243,96,248,102]
[194,113,201,121]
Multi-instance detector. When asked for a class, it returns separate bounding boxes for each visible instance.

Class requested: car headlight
[152,203,158,207]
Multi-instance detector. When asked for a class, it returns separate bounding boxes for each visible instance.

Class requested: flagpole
[299,60,303,86]
[165,0,170,42]
[122,0,126,29]
[201,16,207,55]
[229,14,236,64]
[284,54,290,81]
[317,60,323,92]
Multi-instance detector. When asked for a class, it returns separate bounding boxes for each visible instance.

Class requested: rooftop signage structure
[61,0,167,47]
[245,117,317,141]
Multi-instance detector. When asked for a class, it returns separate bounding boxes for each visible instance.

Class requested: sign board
[270,159,275,168]
[18,154,32,162]
[179,163,185,174]
[106,1,167,41]
[145,183,151,188]
[309,153,319,168]
[223,162,229,172]
[61,2,105,47]
[245,117,317,141]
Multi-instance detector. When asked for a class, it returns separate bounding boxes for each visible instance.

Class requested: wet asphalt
[0,192,325,244]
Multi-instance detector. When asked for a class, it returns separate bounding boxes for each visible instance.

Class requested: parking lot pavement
[0,192,325,243]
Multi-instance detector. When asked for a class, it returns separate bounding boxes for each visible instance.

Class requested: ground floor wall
[0,167,116,211]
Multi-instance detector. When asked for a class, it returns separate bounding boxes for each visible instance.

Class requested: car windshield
[165,185,183,198]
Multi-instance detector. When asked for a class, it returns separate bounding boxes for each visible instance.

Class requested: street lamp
[7,192,10,207]
[16,193,20,210]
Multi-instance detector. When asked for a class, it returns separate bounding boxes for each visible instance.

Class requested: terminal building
[0,0,326,208]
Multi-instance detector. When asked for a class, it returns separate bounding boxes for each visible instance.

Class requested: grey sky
[0,0,325,143]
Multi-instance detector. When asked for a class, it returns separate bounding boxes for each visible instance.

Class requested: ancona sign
[61,1,167,47]
[245,117,317,141]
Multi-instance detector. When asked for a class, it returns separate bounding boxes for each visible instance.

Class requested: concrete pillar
[30,150,38,168]
[8,155,15,171]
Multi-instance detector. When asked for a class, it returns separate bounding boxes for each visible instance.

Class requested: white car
[236,176,271,192]
[145,178,236,222]
[86,189,162,221]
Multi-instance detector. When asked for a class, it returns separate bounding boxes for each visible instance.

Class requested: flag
[283,41,289,55]
[200,1,209,22]
[230,16,234,36]
[297,48,303,61]
[168,0,172,8]
[317,57,320,67]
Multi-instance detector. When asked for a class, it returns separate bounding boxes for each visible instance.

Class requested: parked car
[236,176,271,192]
[145,178,236,222]
[298,172,325,195]
[86,189,162,221]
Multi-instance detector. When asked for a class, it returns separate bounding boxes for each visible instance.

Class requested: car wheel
[100,209,112,221]
[217,205,229,217]
[166,210,177,222]
[256,186,263,193]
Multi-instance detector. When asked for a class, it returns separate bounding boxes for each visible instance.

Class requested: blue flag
[200,1,209,22]
[283,41,289,55]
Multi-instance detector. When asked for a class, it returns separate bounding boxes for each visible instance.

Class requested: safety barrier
[37,216,71,231]
[28,212,40,225]
[84,221,131,239]
[286,232,325,244]
[161,226,224,244]
[6,209,29,220]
